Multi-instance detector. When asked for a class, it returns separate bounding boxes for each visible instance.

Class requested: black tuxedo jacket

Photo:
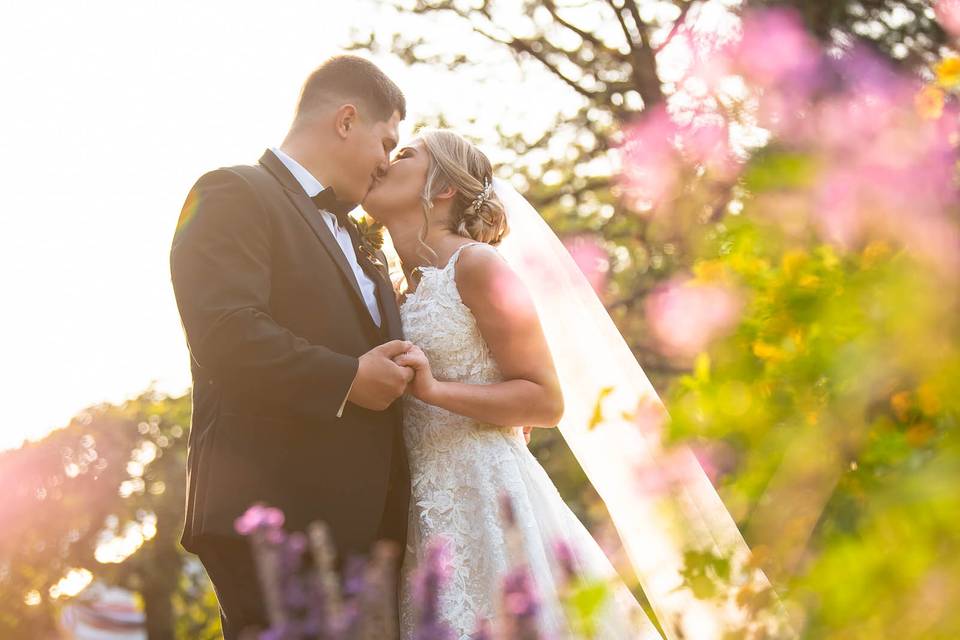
[170,150,409,557]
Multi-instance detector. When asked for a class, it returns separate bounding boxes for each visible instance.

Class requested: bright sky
[0,0,581,451]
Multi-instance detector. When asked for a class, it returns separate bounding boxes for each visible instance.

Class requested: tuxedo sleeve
[170,168,359,419]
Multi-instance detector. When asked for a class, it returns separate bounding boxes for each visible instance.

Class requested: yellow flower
[936,56,960,89]
[752,340,784,362]
[861,241,891,268]
[781,249,808,277]
[916,86,945,120]
[798,274,820,289]
[789,328,805,350]
[890,391,912,422]
[817,245,840,269]
[693,259,728,283]
[905,422,935,448]
[917,383,942,416]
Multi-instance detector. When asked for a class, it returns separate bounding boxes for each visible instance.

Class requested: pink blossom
[674,30,734,96]
[618,106,682,211]
[936,0,960,37]
[563,235,610,295]
[814,169,866,249]
[631,447,697,497]
[688,440,737,486]
[645,277,742,358]
[677,116,739,180]
[732,9,820,89]
[234,503,285,535]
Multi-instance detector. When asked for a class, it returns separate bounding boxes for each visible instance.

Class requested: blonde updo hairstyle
[416,129,509,263]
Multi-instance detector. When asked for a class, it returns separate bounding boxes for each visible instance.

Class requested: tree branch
[472,25,599,102]
[655,1,696,54]
[605,0,638,56]
[542,0,614,53]
[604,0,665,107]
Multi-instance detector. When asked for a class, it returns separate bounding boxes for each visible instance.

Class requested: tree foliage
[0,391,220,639]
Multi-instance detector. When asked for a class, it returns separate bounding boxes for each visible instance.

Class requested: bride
[362,129,789,639]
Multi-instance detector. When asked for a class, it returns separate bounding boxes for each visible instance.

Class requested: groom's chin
[360,195,383,221]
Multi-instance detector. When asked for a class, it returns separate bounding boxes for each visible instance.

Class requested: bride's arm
[394,245,564,428]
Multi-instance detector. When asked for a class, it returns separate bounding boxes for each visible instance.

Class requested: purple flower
[553,540,577,583]
[499,494,517,528]
[502,568,539,619]
[412,538,455,640]
[258,622,297,640]
[415,621,456,640]
[501,567,543,640]
[342,555,367,598]
[280,531,307,575]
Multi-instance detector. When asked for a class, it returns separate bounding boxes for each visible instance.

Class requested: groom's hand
[347,340,415,411]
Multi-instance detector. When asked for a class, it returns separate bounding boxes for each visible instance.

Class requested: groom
[170,56,412,638]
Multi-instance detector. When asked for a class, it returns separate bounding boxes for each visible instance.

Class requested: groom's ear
[334,104,359,139]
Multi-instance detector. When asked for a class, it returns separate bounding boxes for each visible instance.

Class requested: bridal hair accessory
[471,177,495,225]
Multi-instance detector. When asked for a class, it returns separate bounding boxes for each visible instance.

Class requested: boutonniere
[353,215,386,269]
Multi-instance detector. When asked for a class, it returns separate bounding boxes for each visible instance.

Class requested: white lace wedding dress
[397,242,662,640]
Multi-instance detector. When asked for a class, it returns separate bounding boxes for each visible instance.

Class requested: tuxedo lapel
[345,223,404,342]
[367,252,404,342]
[380,288,403,342]
[258,150,378,334]
[375,252,404,341]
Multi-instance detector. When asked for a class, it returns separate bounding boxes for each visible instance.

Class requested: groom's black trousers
[197,536,266,640]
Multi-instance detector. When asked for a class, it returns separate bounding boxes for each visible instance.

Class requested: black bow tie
[311,186,357,227]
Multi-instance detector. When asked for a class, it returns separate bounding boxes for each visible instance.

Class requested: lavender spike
[308,521,343,631]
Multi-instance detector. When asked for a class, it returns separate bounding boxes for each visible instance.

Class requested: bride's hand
[392,345,438,402]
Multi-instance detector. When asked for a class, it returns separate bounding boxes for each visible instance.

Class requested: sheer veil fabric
[493,178,794,639]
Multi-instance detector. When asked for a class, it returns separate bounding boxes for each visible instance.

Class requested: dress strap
[446,241,491,271]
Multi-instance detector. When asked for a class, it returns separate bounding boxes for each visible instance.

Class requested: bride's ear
[434,185,457,201]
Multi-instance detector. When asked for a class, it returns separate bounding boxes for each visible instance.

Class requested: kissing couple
[171,55,783,639]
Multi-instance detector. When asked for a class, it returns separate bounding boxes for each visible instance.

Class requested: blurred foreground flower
[731,8,820,89]
[936,0,960,37]
[645,277,742,359]
[233,502,606,639]
[936,57,960,89]
[621,8,960,638]
[916,86,946,120]
[563,235,610,295]
[234,504,399,639]
[411,539,454,640]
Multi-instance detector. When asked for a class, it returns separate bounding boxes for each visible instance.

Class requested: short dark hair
[295,55,406,124]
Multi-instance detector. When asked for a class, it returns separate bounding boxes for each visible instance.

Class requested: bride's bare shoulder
[454,242,535,317]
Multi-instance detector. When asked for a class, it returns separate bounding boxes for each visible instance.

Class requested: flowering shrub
[234,498,613,640]
[625,7,960,638]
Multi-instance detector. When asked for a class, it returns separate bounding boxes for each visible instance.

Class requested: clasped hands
[346,340,533,444]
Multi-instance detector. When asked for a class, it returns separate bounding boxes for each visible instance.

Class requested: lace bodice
[399,242,523,464]
[397,241,654,639]
[398,242,526,636]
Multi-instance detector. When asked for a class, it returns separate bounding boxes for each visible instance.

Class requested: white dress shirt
[270,147,380,416]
